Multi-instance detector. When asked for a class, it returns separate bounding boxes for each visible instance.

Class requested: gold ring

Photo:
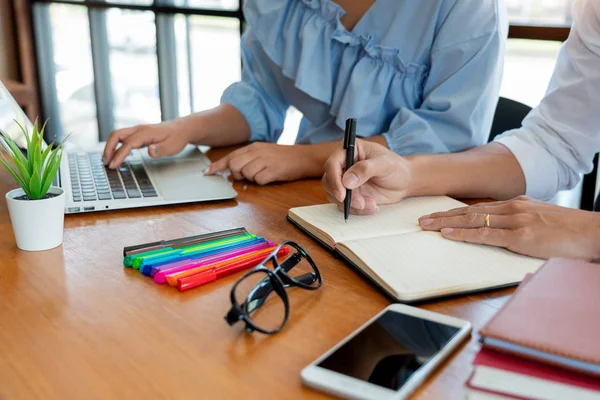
[484,214,490,228]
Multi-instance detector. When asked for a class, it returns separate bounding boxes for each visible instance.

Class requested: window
[32,0,244,145]
[506,0,573,26]
[500,39,563,108]
[501,0,574,108]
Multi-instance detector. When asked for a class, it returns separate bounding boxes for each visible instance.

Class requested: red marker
[177,247,289,292]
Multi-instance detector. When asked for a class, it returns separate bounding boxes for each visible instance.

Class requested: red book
[466,348,600,400]
[479,259,600,377]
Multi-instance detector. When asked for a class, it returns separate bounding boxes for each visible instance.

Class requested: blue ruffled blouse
[221,0,507,155]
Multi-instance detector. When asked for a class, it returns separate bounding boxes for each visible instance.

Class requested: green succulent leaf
[41,138,55,168]
[28,120,39,174]
[0,152,32,198]
[13,119,31,153]
[0,133,31,183]
[0,153,25,186]
[29,169,42,200]
[41,148,63,197]
[0,132,21,158]
[34,127,44,174]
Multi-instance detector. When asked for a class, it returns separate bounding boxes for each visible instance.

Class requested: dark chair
[584,154,599,211]
[488,97,532,143]
[489,97,599,211]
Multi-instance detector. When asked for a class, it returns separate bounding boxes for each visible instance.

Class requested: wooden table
[0,147,514,400]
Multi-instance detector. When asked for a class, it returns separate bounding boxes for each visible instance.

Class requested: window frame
[30,0,245,141]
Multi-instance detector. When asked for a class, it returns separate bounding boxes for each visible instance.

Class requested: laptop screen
[0,80,40,150]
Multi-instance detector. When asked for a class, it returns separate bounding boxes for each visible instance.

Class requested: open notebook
[288,196,544,303]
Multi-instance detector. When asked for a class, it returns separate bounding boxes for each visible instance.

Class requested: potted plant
[1,120,67,251]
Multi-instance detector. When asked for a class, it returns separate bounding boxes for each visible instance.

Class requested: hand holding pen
[343,118,357,222]
[322,134,413,216]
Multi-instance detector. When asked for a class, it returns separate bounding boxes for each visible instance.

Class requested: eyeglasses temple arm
[278,253,302,272]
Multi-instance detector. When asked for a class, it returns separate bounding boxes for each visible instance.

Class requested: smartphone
[301,304,471,400]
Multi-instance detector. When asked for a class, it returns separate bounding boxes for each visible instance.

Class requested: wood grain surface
[0,146,514,400]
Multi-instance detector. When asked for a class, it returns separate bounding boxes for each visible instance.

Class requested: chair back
[489,97,532,143]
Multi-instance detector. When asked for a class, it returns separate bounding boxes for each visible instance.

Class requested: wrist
[403,154,446,198]
[172,115,206,144]
[298,144,328,178]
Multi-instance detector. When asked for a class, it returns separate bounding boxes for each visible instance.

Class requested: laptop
[0,81,237,214]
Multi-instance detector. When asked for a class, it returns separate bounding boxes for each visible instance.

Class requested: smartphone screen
[317,311,461,391]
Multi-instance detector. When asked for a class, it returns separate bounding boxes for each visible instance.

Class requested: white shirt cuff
[495,131,561,200]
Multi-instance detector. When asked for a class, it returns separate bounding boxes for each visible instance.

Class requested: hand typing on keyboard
[69,153,157,202]
[102,121,191,169]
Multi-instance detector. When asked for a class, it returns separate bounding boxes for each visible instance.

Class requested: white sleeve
[494,0,600,200]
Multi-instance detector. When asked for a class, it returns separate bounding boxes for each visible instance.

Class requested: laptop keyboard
[68,152,158,202]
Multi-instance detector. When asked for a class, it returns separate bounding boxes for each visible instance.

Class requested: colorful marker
[153,241,274,283]
[123,227,246,257]
[177,247,290,292]
[141,238,269,276]
[150,240,272,277]
[136,235,261,272]
[131,233,257,269]
[131,232,255,268]
[162,244,278,286]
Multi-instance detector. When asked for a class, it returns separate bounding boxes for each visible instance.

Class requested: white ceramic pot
[5,187,65,251]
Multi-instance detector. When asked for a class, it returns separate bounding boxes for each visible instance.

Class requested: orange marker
[177,247,290,292]
[165,245,277,287]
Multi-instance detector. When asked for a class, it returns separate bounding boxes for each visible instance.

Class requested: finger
[254,168,277,185]
[231,168,244,181]
[147,137,184,159]
[207,146,252,175]
[349,192,366,210]
[328,193,378,215]
[241,158,267,182]
[206,155,230,175]
[363,196,377,211]
[419,213,523,231]
[323,149,348,202]
[458,196,536,210]
[109,130,159,169]
[326,193,343,208]
[336,202,379,216]
[334,191,377,212]
[440,227,512,249]
[229,151,262,179]
[103,127,138,165]
[420,202,517,220]
[342,156,395,190]
[420,196,551,221]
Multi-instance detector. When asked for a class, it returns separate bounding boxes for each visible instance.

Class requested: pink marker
[153,241,274,284]
[150,239,269,277]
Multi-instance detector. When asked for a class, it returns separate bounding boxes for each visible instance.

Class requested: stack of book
[466,259,600,399]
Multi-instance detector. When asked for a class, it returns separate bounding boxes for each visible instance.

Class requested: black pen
[343,118,356,222]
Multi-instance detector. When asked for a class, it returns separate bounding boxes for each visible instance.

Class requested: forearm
[407,143,526,200]
[175,104,251,147]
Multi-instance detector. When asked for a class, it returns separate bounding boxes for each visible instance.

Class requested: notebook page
[339,231,544,301]
[289,196,466,244]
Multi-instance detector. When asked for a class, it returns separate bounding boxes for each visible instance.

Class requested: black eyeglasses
[224,240,323,334]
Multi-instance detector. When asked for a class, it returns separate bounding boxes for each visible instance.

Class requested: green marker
[124,248,166,267]
[131,233,257,269]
